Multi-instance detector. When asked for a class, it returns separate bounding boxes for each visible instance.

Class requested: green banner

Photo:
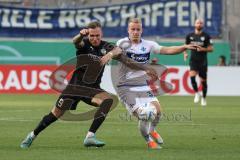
[0,40,230,66]
[0,41,75,65]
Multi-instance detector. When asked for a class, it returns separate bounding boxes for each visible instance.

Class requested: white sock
[30,131,36,139]
[150,113,161,132]
[138,120,153,142]
[86,131,95,138]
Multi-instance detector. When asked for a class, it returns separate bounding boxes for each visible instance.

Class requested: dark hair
[87,21,102,29]
[219,55,226,61]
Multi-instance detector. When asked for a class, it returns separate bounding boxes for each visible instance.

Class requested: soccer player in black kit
[20,21,158,148]
[184,19,213,106]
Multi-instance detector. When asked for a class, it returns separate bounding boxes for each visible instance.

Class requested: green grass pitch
[0,94,240,160]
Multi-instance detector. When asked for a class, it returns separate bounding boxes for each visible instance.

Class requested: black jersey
[185,32,212,65]
[69,38,114,88]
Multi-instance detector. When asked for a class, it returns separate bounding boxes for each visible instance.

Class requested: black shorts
[55,85,105,110]
[190,61,207,79]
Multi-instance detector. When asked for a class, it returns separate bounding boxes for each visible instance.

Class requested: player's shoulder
[141,39,162,52]
[101,40,110,45]
[100,40,115,51]
[186,32,195,37]
[116,37,130,48]
[141,39,158,46]
[202,31,211,37]
[117,37,129,43]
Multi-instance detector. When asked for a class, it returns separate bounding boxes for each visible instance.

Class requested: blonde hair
[128,18,142,25]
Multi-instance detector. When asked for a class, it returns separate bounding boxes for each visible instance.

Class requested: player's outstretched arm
[100,50,158,81]
[100,47,122,65]
[159,44,197,55]
[117,54,158,81]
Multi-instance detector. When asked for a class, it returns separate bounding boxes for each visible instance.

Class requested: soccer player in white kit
[101,18,196,149]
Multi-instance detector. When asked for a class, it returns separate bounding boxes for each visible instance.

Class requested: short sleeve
[116,39,130,50]
[76,38,88,56]
[116,40,121,47]
[206,34,213,46]
[185,34,190,44]
[150,41,163,54]
[104,41,116,52]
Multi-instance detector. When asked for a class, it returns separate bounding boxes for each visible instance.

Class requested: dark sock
[202,81,208,98]
[89,99,113,133]
[191,76,198,92]
[33,112,58,136]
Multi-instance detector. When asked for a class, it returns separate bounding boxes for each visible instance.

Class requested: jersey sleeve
[76,38,88,56]
[185,34,190,44]
[150,41,163,54]
[116,39,129,56]
[104,41,116,52]
[116,40,121,47]
[205,34,213,46]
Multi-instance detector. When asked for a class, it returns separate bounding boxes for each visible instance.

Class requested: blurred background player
[184,19,214,106]
[217,55,227,66]
[101,18,196,149]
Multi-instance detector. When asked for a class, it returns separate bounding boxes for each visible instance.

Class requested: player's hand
[183,52,188,61]
[100,53,112,65]
[79,29,89,36]
[195,45,206,52]
[146,67,158,82]
[184,44,198,50]
[100,47,122,65]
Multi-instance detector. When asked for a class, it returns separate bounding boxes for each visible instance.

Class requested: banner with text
[1,65,239,96]
[0,0,222,38]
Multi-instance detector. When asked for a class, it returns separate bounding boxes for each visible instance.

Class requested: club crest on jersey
[190,37,194,40]
[101,48,107,55]
[201,37,205,41]
[140,47,146,52]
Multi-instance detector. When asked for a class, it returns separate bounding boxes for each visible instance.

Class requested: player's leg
[117,85,161,149]
[20,96,76,149]
[190,70,201,103]
[134,105,161,149]
[83,91,117,147]
[148,101,164,145]
[133,94,162,149]
[199,68,208,106]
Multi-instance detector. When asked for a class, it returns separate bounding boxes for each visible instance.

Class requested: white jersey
[116,37,163,86]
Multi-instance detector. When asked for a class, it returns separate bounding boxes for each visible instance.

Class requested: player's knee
[150,102,161,114]
[52,107,65,118]
[92,92,114,105]
[189,71,197,77]
[136,103,158,121]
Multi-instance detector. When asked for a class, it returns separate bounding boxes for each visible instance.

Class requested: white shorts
[117,84,159,114]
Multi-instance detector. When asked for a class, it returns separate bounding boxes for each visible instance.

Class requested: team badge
[190,37,194,40]
[101,48,107,55]
[140,47,146,52]
[201,37,205,41]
